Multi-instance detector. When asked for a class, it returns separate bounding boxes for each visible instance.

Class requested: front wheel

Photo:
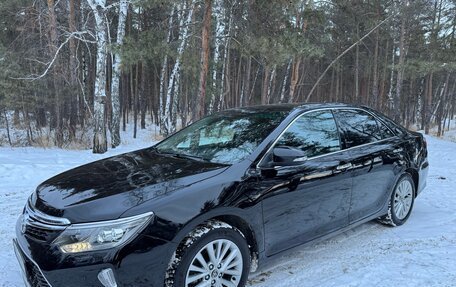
[378,174,415,227]
[166,221,250,287]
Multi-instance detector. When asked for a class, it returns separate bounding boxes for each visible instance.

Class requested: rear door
[333,109,400,223]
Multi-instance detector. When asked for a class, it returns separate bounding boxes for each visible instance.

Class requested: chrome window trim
[26,199,71,226]
[335,107,397,138]
[257,107,397,168]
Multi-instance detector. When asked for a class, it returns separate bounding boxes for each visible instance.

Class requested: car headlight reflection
[53,212,154,253]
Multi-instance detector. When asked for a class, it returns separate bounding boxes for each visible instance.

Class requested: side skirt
[252,210,386,275]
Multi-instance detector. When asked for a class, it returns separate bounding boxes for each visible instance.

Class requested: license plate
[13,240,31,287]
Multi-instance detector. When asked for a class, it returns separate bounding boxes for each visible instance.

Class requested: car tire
[166,220,251,287]
[378,174,415,227]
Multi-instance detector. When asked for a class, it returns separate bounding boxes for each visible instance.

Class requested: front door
[259,110,352,256]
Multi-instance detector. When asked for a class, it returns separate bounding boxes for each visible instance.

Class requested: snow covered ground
[0,135,455,287]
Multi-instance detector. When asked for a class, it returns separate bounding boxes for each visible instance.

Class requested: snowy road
[1,136,455,287]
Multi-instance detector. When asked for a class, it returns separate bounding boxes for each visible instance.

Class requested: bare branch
[305,13,395,102]
[11,31,94,81]
[100,0,139,10]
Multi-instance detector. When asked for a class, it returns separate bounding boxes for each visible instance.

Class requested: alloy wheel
[393,179,413,220]
[185,239,243,287]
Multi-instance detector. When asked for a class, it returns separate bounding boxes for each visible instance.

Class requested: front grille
[21,200,68,243]
[24,224,62,242]
[25,225,48,241]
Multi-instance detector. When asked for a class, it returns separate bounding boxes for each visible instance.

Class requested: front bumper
[13,238,46,287]
[14,215,177,287]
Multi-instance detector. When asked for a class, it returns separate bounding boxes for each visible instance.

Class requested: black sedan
[13,103,429,287]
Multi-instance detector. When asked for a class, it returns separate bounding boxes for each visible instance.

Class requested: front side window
[155,111,287,164]
[334,109,382,148]
[274,110,341,159]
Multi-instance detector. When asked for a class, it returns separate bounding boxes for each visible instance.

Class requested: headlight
[53,212,153,253]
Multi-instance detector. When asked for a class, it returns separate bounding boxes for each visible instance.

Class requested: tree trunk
[387,42,395,112]
[47,0,64,147]
[133,64,139,139]
[288,59,301,103]
[371,27,380,109]
[209,0,227,113]
[194,0,212,121]
[267,65,276,104]
[140,64,146,130]
[111,0,128,148]
[3,109,12,146]
[240,56,251,107]
[163,0,195,135]
[395,9,407,122]
[261,65,270,105]
[217,5,234,111]
[354,25,360,103]
[437,73,450,137]
[379,39,389,110]
[424,0,443,134]
[159,5,175,128]
[280,59,292,103]
[68,0,78,140]
[424,73,433,134]
[88,0,108,153]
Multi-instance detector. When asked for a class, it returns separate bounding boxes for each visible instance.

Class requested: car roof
[223,102,357,114]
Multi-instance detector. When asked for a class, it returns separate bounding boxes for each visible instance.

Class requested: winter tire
[378,174,415,227]
[166,221,250,287]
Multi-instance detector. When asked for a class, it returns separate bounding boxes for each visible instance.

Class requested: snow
[0,130,155,287]
[1,135,455,287]
[442,120,456,143]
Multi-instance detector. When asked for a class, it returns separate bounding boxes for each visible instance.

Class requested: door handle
[336,163,353,171]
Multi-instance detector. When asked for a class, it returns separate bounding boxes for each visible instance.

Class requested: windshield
[155,110,287,164]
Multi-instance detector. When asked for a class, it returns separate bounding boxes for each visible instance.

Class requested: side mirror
[272,146,307,166]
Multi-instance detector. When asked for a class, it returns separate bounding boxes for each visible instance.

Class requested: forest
[0,0,455,153]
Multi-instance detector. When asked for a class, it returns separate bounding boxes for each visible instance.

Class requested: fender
[169,206,264,253]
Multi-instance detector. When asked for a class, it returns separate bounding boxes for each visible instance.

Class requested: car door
[259,110,353,256]
[333,109,400,223]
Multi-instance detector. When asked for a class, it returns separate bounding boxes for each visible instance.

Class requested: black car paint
[261,148,353,256]
[33,149,229,222]
[14,103,429,287]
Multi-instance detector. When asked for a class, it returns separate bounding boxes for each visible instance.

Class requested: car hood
[32,148,228,223]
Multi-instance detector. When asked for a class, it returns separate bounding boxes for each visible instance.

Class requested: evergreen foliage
[0,0,455,149]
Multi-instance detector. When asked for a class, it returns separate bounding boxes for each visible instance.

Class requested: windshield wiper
[153,148,211,163]
[172,153,211,163]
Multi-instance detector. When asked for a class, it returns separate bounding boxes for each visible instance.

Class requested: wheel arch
[169,208,262,273]
[405,168,419,197]
[212,214,259,270]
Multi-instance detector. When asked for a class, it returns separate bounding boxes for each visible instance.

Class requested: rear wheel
[378,174,415,226]
[166,221,250,287]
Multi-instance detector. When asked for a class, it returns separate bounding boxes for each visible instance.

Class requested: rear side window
[378,120,395,139]
[334,110,382,148]
[275,110,341,158]
[378,114,406,136]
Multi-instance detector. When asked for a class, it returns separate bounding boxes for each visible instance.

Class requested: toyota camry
[13,103,429,287]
